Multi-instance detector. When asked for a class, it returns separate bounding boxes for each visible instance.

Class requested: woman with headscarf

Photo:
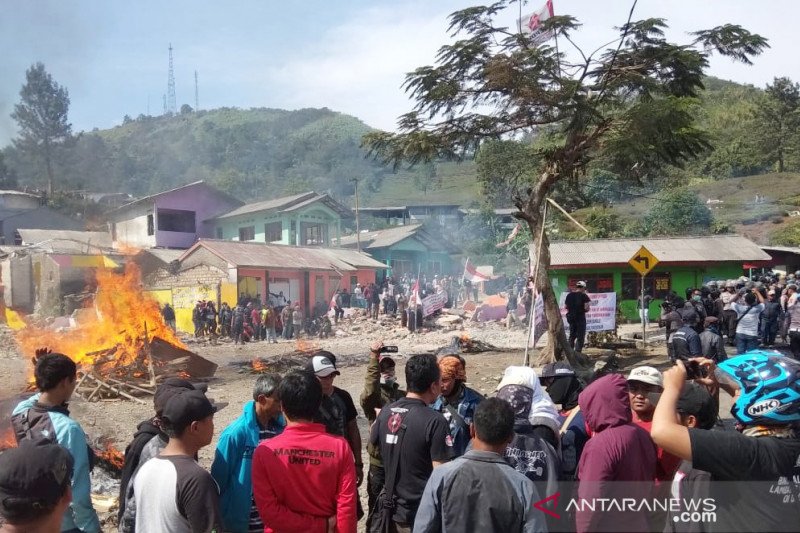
[495,366,562,503]
[431,354,484,457]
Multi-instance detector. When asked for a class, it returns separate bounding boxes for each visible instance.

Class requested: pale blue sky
[1,0,797,146]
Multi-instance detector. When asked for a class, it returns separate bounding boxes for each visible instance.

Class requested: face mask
[692,295,701,302]
[380,370,396,386]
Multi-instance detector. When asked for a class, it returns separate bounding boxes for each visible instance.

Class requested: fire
[251,359,268,373]
[94,441,124,471]
[295,339,319,353]
[177,371,191,379]
[459,333,471,343]
[16,263,186,377]
[0,426,16,451]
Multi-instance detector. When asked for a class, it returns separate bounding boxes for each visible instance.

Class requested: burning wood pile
[434,334,500,356]
[15,264,217,403]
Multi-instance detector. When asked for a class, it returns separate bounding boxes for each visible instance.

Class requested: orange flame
[16,263,185,376]
[295,339,319,353]
[0,427,16,450]
[251,359,268,373]
[95,442,124,470]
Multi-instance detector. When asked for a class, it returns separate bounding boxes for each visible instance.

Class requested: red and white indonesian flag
[518,0,555,45]
[464,258,493,283]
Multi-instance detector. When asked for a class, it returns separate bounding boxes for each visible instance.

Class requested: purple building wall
[153,185,242,248]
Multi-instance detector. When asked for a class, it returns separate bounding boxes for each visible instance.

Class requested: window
[156,209,196,233]
[390,259,413,276]
[239,226,255,241]
[216,227,223,239]
[302,223,327,245]
[427,260,442,275]
[147,214,154,236]
[567,273,613,293]
[622,272,671,300]
[265,221,282,242]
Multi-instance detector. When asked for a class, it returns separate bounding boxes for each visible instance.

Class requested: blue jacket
[12,394,100,533]
[210,401,285,532]
[432,385,484,457]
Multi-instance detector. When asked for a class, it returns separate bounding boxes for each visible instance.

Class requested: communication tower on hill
[166,44,177,114]
[195,70,199,111]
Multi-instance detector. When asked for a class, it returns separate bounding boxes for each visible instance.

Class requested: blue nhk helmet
[718,351,800,426]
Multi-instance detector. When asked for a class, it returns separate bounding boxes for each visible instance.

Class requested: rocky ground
[0,313,739,532]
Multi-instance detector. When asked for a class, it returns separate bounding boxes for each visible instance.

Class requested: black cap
[0,440,73,519]
[160,389,220,433]
[153,378,208,415]
[540,361,575,379]
[676,382,717,430]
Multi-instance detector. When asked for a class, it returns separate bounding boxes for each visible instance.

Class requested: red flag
[464,259,492,283]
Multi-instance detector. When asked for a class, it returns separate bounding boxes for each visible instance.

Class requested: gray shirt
[413,449,546,533]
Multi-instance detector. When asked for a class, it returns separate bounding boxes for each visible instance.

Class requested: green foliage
[770,219,800,246]
[0,152,17,189]
[644,188,713,235]
[584,208,623,238]
[11,62,72,194]
[754,77,800,172]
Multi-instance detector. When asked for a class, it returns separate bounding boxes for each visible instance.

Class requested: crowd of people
[4,337,800,533]
[658,272,800,359]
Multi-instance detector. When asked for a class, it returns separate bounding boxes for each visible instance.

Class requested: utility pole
[194,70,199,111]
[351,177,361,252]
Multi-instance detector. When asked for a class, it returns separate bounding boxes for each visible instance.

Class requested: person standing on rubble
[162,302,176,332]
[219,302,232,338]
[280,301,293,340]
[192,300,204,337]
[292,303,304,339]
[262,303,278,343]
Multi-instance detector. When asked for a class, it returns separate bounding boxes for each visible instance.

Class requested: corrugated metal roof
[761,245,800,255]
[548,235,772,268]
[338,224,460,253]
[17,229,112,248]
[108,181,243,214]
[182,239,387,271]
[211,192,353,221]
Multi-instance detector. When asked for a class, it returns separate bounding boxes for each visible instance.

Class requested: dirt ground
[0,317,738,532]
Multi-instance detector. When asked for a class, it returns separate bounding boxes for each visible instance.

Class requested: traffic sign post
[628,245,660,346]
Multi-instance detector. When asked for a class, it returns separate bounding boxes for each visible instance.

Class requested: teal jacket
[211,401,285,532]
[12,394,101,533]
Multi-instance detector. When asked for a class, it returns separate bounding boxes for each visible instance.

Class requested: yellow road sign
[628,245,659,276]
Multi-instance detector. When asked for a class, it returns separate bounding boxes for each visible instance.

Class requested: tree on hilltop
[364,0,767,365]
[755,77,800,173]
[11,63,72,196]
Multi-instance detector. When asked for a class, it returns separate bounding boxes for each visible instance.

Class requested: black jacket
[117,418,163,521]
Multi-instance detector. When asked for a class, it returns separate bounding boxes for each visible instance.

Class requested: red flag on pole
[464,258,492,283]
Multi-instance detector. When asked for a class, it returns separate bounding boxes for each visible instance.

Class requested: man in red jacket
[252,370,357,533]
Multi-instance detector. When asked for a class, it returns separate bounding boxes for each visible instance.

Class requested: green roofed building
[338,224,460,281]
[547,235,772,322]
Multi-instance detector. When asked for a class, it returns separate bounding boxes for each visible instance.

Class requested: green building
[208,191,353,247]
[339,224,460,280]
[547,235,771,322]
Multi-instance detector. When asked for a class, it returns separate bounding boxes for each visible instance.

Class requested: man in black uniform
[565,281,591,352]
[370,354,453,532]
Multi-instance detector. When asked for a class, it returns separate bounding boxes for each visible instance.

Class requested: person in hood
[576,374,657,533]
[431,355,485,457]
[495,366,561,507]
[671,311,702,362]
[211,374,285,533]
[359,340,405,529]
[118,378,207,532]
[539,361,588,480]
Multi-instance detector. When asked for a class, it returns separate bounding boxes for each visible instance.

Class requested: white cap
[626,366,663,388]
[576,281,587,288]
[309,355,339,377]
